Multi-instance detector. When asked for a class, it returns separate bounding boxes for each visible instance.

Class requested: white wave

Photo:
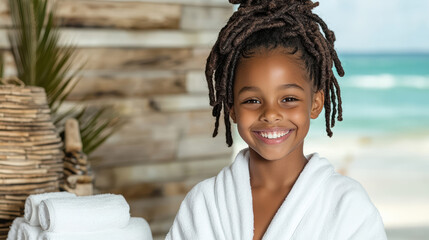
[344,74,429,89]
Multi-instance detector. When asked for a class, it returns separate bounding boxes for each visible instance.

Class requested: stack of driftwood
[61,118,93,196]
[0,78,63,239]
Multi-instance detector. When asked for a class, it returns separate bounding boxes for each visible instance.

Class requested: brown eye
[282,97,298,102]
[243,99,260,104]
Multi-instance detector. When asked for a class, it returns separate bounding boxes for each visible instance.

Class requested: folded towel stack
[7,192,152,240]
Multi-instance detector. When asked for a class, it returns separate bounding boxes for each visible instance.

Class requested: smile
[253,129,293,144]
[258,130,290,139]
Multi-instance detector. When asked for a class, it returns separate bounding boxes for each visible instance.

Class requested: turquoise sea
[309,54,429,138]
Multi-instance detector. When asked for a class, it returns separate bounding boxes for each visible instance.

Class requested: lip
[252,128,294,145]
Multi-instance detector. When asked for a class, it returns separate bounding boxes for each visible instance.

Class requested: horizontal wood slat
[79,48,210,71]
[57,1,181,30]
[68,71,187,100]
[0,29,219,48]
[0,1,233,237]
[82,0,232,7]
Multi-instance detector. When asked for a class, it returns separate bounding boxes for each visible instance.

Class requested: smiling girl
[166,0,387,239]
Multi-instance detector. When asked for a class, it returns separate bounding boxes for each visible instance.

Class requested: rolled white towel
[38,193,130,233]
[7,217,25,240]
[16,222,42,240]
[38,217,152,240]
[24,192,76,226]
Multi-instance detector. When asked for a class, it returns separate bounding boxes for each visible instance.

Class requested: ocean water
[309,54,429,138]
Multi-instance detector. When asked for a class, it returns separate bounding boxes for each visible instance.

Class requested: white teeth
[259,130,290,139]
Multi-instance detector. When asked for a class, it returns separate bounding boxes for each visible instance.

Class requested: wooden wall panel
[68,71,187,100]
[0,0,234,29]
[87,110,228,168]
[0,1,233,239]
[79,48,210,71]
[0,1,8,27]
[57,1,182,30]
[95,155,231,188]
[181,5,231,30]
[86,0,231,7]
[0,29,219,48]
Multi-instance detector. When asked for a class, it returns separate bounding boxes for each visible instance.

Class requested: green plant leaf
[7,0,124,157]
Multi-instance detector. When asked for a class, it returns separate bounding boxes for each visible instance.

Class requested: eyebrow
[238,83,304,95]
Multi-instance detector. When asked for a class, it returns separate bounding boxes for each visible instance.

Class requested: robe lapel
[260,153,335,240]
[215,149,254,240]
[215,149,334,240]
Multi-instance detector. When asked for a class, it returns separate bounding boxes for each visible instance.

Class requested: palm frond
[83,120,126,155]
[7,0,124,156]
[73,106,127,155]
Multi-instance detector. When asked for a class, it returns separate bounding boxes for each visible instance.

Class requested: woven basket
[0,78,64,239]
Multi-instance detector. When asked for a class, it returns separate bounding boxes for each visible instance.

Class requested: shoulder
[182,156,236,203]
[325,172,377,213]
[307,153,377,212]
[322,171,387,239]
[171,177,216,224]
[184,177,216,202]
[166,176,218,239]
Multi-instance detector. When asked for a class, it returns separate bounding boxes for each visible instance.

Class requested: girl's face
[230,47,324,161]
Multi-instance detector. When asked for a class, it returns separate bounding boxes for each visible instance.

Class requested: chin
[251,147,291,162]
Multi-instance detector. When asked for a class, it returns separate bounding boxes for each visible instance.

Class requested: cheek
[236,109,255,126]
[288,105,311,127]
[235,108,257,133]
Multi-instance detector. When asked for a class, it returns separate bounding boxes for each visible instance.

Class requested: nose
[259,103,282,123]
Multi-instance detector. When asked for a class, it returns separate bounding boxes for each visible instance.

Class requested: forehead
[234,48,311,91]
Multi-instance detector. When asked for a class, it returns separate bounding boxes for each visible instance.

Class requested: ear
[229,105,237,123]
[310,90,324,119]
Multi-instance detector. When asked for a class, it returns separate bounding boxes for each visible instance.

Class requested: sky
[314,0,429,53]
[233,0,429,53]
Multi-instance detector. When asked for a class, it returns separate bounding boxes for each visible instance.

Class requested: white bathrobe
[166,148,387,240]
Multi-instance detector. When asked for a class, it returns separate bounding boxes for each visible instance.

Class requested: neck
[248,146,308,190]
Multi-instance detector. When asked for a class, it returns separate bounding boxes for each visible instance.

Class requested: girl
[166,0,387,239]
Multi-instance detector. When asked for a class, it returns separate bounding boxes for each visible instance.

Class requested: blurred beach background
[306,54,429,239]
[309,2,429,238]
[236,1,429,239]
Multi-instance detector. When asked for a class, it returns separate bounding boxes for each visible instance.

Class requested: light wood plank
[57,1,181,30]
[57,29,219,48]
[0,0,9,27]
[81,0,231,7]
[149,94,210,112]
[61,98,152,117]
[65,97,200,118]
[77,48,209,71]
[0,29,220,48]
[0,0,233,29]
[186,70,208,93]
[90,137,178,168]
[94,155,231,188]
[0,0,233,28]
[177,133,231,159]
[67,70,187,100]
[84,110,219,168]
[181,5,231,30]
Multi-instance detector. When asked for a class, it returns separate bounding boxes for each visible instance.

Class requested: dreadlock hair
[206,0,345,147]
